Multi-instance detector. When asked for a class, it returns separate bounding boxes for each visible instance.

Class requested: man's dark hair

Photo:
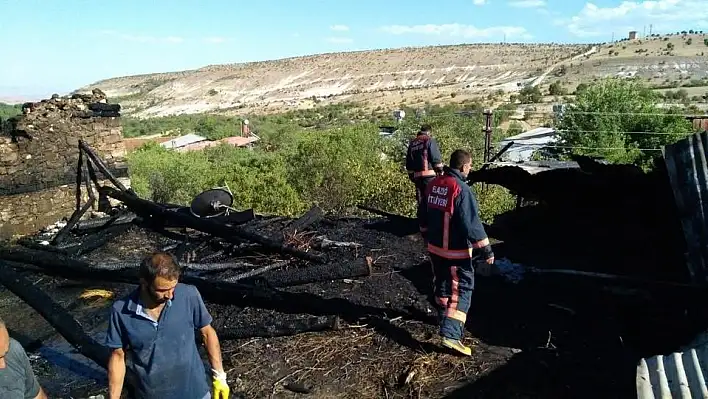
[449,149,472,170]
[420,124,432,133]
[139,252,181,284]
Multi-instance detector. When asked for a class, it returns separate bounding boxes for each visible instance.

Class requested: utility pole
[483,109,493,164]
[482,109,493,192]
[611,32,615,43]
[650,24,653,36]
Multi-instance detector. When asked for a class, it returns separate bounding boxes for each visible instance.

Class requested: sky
[0,0,706,99]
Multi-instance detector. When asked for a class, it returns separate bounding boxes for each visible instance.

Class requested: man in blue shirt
[105,252,230,399]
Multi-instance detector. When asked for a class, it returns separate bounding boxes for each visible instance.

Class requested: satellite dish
[189,188,236,218]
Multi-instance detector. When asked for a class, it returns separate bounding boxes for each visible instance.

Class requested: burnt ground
[2,213,708,398]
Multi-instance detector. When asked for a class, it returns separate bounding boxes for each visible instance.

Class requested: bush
[556,78,694,167]
[519,85,542,104]
[125,105,519,222]
[127,143,307,216]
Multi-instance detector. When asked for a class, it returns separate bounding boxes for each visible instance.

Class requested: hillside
[76,34,708,118]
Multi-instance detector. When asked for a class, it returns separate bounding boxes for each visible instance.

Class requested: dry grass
[224,320,491,399]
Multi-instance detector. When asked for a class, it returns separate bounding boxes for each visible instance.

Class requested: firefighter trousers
[414,176,434,239]
[429,253,475,341]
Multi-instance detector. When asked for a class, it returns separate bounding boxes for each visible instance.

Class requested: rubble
[4,142,708,398]
[469,155,688,282]
[0,89,127,239]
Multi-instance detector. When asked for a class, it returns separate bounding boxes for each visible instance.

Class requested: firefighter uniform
[424,167,494,347]
[406,131,443,238]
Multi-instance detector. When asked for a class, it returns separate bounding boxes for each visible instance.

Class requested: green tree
[0,103,21,120]
[548,82,566,96]
[557,79,694,167]
[519,85,542,104]
[574,83,589,95]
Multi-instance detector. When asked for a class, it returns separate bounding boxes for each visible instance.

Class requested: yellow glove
[212,369,230,399]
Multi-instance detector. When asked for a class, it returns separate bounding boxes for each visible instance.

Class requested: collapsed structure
[468,155,687,282]
[1,93,708,396]
[0,90,128,239]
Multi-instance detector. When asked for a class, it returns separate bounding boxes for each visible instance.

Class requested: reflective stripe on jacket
[424,167,490,259]
[406,134,443,179]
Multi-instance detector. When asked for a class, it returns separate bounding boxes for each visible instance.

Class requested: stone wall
[0,89,129,239]
[0,177,131,238]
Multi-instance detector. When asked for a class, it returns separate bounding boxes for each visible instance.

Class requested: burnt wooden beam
[0,262,110,368]
[283,206,324,235]
[244,257,372,287]
[78,140,130,193]
[99,186,326,264]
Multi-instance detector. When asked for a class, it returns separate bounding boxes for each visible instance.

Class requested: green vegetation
[0,103,21,120]
[548,82,567,96]
[126,102,515,222]
[123,78,700,222]
[121,102,366,139]
[518,85,542,104]
[556,78,694,167]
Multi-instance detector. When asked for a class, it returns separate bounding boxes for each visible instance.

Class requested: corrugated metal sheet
[498,127,558,162]
[637,332,708,398]
[160,133,206,149]
[662,130,708,284]
[489,160,580,175]
[176,136,259,152]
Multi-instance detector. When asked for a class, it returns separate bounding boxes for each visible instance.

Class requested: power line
[491,128,694,136]
[402,110,707,120]
[495,143,663,151]
[493,109,708,118]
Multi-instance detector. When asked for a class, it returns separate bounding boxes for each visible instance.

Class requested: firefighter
[405,124,444,239]
[424,149,494,356]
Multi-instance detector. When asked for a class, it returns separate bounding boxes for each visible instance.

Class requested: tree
[574,83,589,95]
[519,85,542,104]
[556,79,694,167]
[549,82,566,96]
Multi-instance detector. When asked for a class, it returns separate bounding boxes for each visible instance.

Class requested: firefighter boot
[441,337,473,356]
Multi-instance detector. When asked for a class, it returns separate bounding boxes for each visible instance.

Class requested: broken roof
[488,160,580,174]
[498,127,558,162]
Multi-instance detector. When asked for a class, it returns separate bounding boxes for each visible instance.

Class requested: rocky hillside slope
[76,34,708,118]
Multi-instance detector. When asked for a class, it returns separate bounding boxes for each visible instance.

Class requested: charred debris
[1,131,708,397]
[0,141,377,367]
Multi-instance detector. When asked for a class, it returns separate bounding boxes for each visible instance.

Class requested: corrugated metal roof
[637,331,708,398]
[489,160,580,174]
[662,130,708,284]
[501,127,557,142]
[498,127,558,162]
[175,136,259,152]
[160,133,206,149]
